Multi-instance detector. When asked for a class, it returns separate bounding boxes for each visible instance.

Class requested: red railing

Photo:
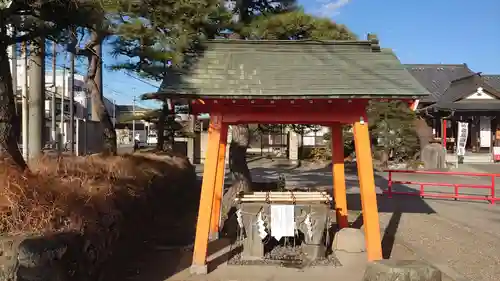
[384,170,499,204]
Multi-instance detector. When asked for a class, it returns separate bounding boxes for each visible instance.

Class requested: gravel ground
[245,160,500,281]
[228,243,341,268]
[190,159,500,281]
[380,202,500,281]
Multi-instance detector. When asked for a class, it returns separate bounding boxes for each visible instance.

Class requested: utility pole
[68,49,75,153]
[60,64,66,150]
[132,96,136,142]
[28,38,45,160]
[51,42,57,146]
[21,42,28,160]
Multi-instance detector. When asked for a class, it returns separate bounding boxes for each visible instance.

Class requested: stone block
[298,205,328,261]
[363,260,442,281]
[332,227,366,253]
[240,204,267,260]
[14,233,85,281]
[421,143,446,170]
[0,235,27,280]
[17,264,69,281]
[189,264,208,275]
[17,234,74,268]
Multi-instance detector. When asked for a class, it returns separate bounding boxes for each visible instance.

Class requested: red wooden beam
[221,110,366,124]
[191,98,369,116]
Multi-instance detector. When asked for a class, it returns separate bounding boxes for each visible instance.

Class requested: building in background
[10,57,119,147]
[406,64,500,163]
[114,105,152,144]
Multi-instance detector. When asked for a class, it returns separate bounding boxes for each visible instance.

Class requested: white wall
[465,88,496,100]
[11,58,116,120]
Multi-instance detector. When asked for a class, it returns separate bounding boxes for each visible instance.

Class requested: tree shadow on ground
[225,162,437,262]
[96,160,221,281]
[98,171,243,281]
[297,163,435,258]
[99,161,437,281]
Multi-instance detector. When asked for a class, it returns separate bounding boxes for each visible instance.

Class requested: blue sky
[83,0,500,108]
[304,0,500,72]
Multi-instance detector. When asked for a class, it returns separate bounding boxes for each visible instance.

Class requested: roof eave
[428,104,500,112]
[141,92,426,101]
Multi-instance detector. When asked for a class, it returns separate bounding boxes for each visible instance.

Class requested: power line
[50,62,158,108]
[113,67,160,88]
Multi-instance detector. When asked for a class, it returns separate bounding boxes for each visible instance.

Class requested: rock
[332,228,366,253]
[363,260,442,281]
[17,233,81,268]
[17,264,69,281]
[299,205,328,261]
[421,143,446,170]
[0,236,24,268]
[240,204,266,260]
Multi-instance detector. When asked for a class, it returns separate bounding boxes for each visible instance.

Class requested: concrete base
[363,260,442,281]
[332,228,366,253]
[209,232,219,241]
[189,264,208,275]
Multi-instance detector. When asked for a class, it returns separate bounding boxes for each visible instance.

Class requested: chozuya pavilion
[143,34,429,274]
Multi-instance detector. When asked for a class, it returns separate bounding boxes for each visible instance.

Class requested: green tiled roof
[150,39,430,99]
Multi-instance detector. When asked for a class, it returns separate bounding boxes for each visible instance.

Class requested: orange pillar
[209,124,228,239]
[353,119,383,261]
[191,114,224,274]
[330,123,349,229]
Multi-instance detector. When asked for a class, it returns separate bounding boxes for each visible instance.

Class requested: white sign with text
[456,122,469,156]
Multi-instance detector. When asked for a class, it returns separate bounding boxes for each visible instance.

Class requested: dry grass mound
[0,153,195,236]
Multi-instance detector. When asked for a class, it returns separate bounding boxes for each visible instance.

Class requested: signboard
[456,122,468,156]
[270,205,295,240]
[493,147,500,162]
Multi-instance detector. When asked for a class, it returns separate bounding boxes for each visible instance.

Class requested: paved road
[41,144,139,156]
[202,159,500,281]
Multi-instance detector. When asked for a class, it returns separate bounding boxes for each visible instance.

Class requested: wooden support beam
[353,119,383,261]
[209,123,228,239]
[221,109,365,125]
[190,114,223,274]
[235,198,331,202]
[246,191,329,195]
[331,123,349,229]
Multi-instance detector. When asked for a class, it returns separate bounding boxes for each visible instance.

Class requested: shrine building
[144,35,430,274]
[406,64,500,163]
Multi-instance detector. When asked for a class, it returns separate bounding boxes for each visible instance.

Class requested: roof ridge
[404,63,468,67]
[205,39,374,46]
[450,72,481,83]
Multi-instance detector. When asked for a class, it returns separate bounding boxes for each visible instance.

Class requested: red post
[442,119,447,150]
[384,170,499,203]
[491,176,496,204]
[387,171,393,198]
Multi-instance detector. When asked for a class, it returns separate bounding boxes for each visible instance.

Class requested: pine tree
[241,9,355,40]
[108,0,232,150]
[367,100,419,166]
[58,1,123,155]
